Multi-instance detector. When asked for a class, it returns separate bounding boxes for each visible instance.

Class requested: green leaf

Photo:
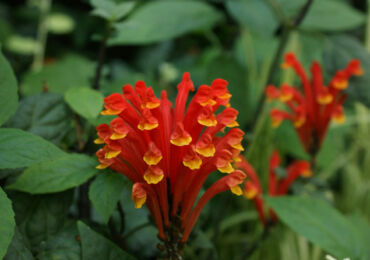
[0,187,15,259]
[90,0,136,21]
[4,228,34,260]
[21,54,95,96]
[9,190,73,248]
[6,93,70,143]
[266,196,361,259]
[323,35,370,106]
[274,121,309,160]
[89,171,128,223]
[348,214,370,260]
[37,221,81,260]
[0,50,18,126]
[77,221,136,260]
[301,0,365,31]
[225,0,278,36]
[109,0,222,45]
[65,87,103,119]
[0,128,64,169]
[7,154,98,194]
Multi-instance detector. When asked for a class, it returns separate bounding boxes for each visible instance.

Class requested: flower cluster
[95,73,246,246]
[266,53,362,154]
[236,151,311,225]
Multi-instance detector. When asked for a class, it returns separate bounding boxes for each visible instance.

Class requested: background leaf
[90,0,136,21]
[4,228,34,260]
[109,0,222,45]
[300,0,365,31]
[7,154,98,194]
[0,50,18,126]
[266,196,361,259]
[65,87,104,119]
[0,187,16,259]
[89,171,128,223]
[36,221,81,260]
[21,54,94,95]
[0,128,64,169]
[9,190,73,249]
[6,93,70,143]
[78,221,136,260]
[225,0,278,36]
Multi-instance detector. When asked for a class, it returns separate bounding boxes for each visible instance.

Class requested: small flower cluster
[266,53,362,153]
[95,72,246,245]
[236,150,311,224]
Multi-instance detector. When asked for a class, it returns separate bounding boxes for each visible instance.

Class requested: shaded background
[0,0,369,259]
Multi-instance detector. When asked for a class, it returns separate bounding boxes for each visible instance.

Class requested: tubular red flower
[266,53,362,154]
[236,151,311,225]
[95,72,246,247]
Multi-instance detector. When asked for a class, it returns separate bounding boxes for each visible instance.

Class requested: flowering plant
[95,73,246,254]
[266,53,362,155]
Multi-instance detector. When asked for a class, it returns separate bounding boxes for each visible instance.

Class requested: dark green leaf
[7,154,98,194]
[323,35,370,106]
[301,0,365,31]
[37,221,81,260]
[6,93,70,143]
[0,50,18,126]
[9,190,73,248]
[0,187,15,259]
[109,0,222,45]
[4,228,34,260]
[90,0,136,21]
[22,54,94,95]
[0,128,64,169]
[65,87,103,119]
[266,196,361,259]
[89,171,128,223]
[78,221,136,260]
[225,0,278,36]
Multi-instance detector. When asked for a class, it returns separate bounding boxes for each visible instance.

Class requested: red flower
[95,73,246,245]
[266,53,362,154]
[236,150,311,225]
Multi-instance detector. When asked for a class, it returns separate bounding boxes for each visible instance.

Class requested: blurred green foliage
[0,0,369,259]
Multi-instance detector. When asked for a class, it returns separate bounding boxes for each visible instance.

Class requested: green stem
[92,22,112,90]
[365,0,370,52]
[32,0,51,71]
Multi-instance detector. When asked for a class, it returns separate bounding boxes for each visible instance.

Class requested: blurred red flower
[266,53,362,154]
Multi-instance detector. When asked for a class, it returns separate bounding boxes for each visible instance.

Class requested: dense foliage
[0,0,369,259]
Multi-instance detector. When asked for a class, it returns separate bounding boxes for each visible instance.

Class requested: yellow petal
[96,163,109,169]
[195,145,215,157]
[137,122,158,131]
[170,135,192,146]
[183,157,202,170]
[133,196,146,209]
[105,150,121,159]
[230,185,243,196]
[101,109,121,115]
[218,163,234,174]
[144,171,164,184]
[94,138,104,144]
[110,132,127,140]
